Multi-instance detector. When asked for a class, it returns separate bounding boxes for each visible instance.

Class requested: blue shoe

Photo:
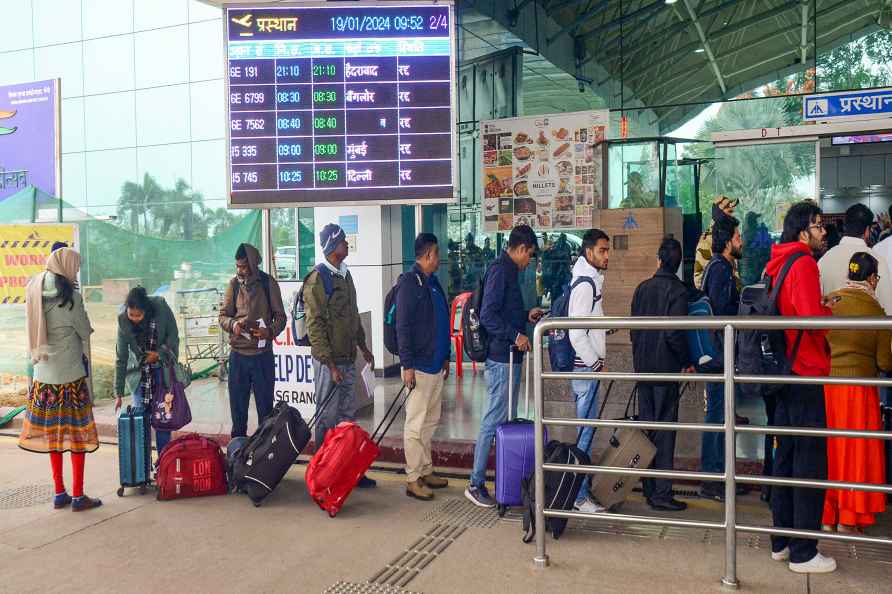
[357,475,377,489]
[53,492,72,509]
[464,484,496,508]
[72,495,103,512]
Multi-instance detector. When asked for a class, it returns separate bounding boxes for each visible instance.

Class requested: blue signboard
[803,88,892,122]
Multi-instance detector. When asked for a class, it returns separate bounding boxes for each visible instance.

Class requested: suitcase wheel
[328,511,337,518]
[497,504,507,517]
[253,501,262,508]
[117,487,125,498]
[139,484,147,496]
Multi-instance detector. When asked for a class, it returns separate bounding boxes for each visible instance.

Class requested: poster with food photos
[481,110,608,232]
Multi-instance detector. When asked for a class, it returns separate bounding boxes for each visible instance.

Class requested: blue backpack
[686,258,722,370]
[548,276,599,372]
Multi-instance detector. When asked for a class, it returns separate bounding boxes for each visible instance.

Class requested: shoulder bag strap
[768,251,807,353]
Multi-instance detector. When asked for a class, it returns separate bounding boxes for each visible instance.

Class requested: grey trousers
[312,359,357,447]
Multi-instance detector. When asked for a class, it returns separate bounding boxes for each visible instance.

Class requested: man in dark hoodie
[765,201,836,574]
[219,243,287,438]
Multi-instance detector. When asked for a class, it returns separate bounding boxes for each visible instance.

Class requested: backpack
[383,272,423,356]
[736,252,806,397]
[547,276,599,372]
[229,270,283,340]
[461,269,490,363]
[521,440,590,543]
[291,265,335,346]
[686,257,722,370]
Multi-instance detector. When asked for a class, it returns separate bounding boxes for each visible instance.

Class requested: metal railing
[531,316,892,589]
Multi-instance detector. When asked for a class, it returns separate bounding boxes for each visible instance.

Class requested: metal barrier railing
[531,316,892,589]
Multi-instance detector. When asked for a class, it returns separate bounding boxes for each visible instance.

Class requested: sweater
[32,272,94,385]
[818,236,892,315]
[568,256,606,368]
[827,287,892,378]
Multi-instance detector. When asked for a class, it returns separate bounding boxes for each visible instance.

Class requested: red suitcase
[156,434,228,500]
[306,386,410,517]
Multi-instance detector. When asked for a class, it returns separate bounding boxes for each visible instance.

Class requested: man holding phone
[219,243,287,438]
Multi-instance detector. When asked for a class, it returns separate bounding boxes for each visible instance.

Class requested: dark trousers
[638,383,681,504]
[770,382,827,564]
[762,391,778,488]
[228,350,275,438]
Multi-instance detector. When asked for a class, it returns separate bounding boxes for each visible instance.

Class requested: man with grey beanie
[304,223,377,488]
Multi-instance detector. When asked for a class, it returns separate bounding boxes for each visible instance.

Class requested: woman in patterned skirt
[19,247,101,511]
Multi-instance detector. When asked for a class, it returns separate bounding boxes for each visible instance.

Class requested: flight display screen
[225,2,456,207]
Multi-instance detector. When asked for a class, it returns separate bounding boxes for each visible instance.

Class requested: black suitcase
[230,402,312,506]
[521,440,590,542]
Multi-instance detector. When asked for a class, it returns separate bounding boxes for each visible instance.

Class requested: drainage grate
[0,484,55,510]
[324,582,423,594]
[367,524,465,589]
[421,497,500,529]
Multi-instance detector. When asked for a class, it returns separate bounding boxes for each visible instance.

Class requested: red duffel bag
[156,434,228,501]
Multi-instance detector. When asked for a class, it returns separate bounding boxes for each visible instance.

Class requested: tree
[118,173,162,234]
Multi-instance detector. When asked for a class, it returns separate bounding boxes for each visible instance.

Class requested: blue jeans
[571,368,599,503]
[228,350,276,438]
[701,383,725,477]
[312,359,356,448]
[470,359,522,487]
[132,368,172,455]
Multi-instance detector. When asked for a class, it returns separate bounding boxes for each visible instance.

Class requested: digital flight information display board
[225,1,456,207]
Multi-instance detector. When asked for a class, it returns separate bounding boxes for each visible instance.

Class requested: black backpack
[521,440,590,542]
[461,269,490,363]
[383,272,423,356]
[736,252,806,397]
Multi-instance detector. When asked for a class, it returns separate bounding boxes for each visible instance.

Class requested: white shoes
[771,547,790,561]
[788,553,837,574]
[573,497,607,514]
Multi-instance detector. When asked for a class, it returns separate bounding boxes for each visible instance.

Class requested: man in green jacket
[304,223,376,488]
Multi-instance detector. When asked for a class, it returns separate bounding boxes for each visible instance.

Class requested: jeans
[571,368,599,503]
[312,359,357,448]
[470,359,521,487]
[701,383,725,480]
[132,368,171,455]
[771,382,827,564]
[228,350,276,438]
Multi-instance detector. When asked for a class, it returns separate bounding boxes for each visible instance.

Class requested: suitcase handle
[371,384,413,446]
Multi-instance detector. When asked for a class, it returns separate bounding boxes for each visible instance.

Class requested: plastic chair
[450,292,477,377]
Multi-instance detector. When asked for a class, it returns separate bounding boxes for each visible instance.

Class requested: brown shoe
[422,474,448,489]
[406,479,434,501]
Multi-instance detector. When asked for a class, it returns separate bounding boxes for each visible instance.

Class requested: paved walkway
[1,437,889,594]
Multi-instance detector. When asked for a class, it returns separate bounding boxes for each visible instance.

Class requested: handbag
[149,361,193,432]
[161,345,192,389]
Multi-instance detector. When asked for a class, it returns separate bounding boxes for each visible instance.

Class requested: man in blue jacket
[396,233,451,501]
[466,225,544,507]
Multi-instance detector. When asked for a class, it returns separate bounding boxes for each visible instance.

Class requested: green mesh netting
[0,189,261,381]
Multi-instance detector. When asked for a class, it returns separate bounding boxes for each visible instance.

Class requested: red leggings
[49,451,85,497]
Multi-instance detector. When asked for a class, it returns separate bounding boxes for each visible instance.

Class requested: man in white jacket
[568,228,610,514]
[818,203,892,314]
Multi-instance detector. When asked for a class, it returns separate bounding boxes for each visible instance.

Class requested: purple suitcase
[495,352,545,516]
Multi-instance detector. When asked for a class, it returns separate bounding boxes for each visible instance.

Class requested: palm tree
[118,173,162,234]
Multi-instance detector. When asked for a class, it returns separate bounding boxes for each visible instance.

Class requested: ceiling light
[665,0,678,4]
[694,48,705,53]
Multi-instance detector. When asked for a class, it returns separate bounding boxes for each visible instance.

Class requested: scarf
[140,319,158,407]
[845,280,877,300]
[26,248,81,364]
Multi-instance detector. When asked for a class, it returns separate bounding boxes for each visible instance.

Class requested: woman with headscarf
[823,251,891,533]
[19,248,101,511]
[113,286,180,459]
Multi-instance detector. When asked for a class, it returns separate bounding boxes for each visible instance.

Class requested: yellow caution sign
[0,224,76,304]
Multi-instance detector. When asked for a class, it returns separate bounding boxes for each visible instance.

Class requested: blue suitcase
[117,406,152,497]
[495,352,545,516]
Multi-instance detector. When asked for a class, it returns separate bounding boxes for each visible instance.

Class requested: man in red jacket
[764,201,836,574]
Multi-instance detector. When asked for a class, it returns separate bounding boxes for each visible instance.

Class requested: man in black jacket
[396,233,451,501]
[630,237,693,512]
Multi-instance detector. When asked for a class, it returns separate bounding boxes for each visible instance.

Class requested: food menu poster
[481,110,608,232]
[225,2,456,208]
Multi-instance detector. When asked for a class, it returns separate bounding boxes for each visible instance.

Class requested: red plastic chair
[450,292,477,377]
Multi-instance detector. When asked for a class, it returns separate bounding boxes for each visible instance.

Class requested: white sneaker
[574,497,607,514]
[771,547,790,561]
[789,553,837,574]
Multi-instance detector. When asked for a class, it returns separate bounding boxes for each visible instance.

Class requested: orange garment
[822,384,886,527]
